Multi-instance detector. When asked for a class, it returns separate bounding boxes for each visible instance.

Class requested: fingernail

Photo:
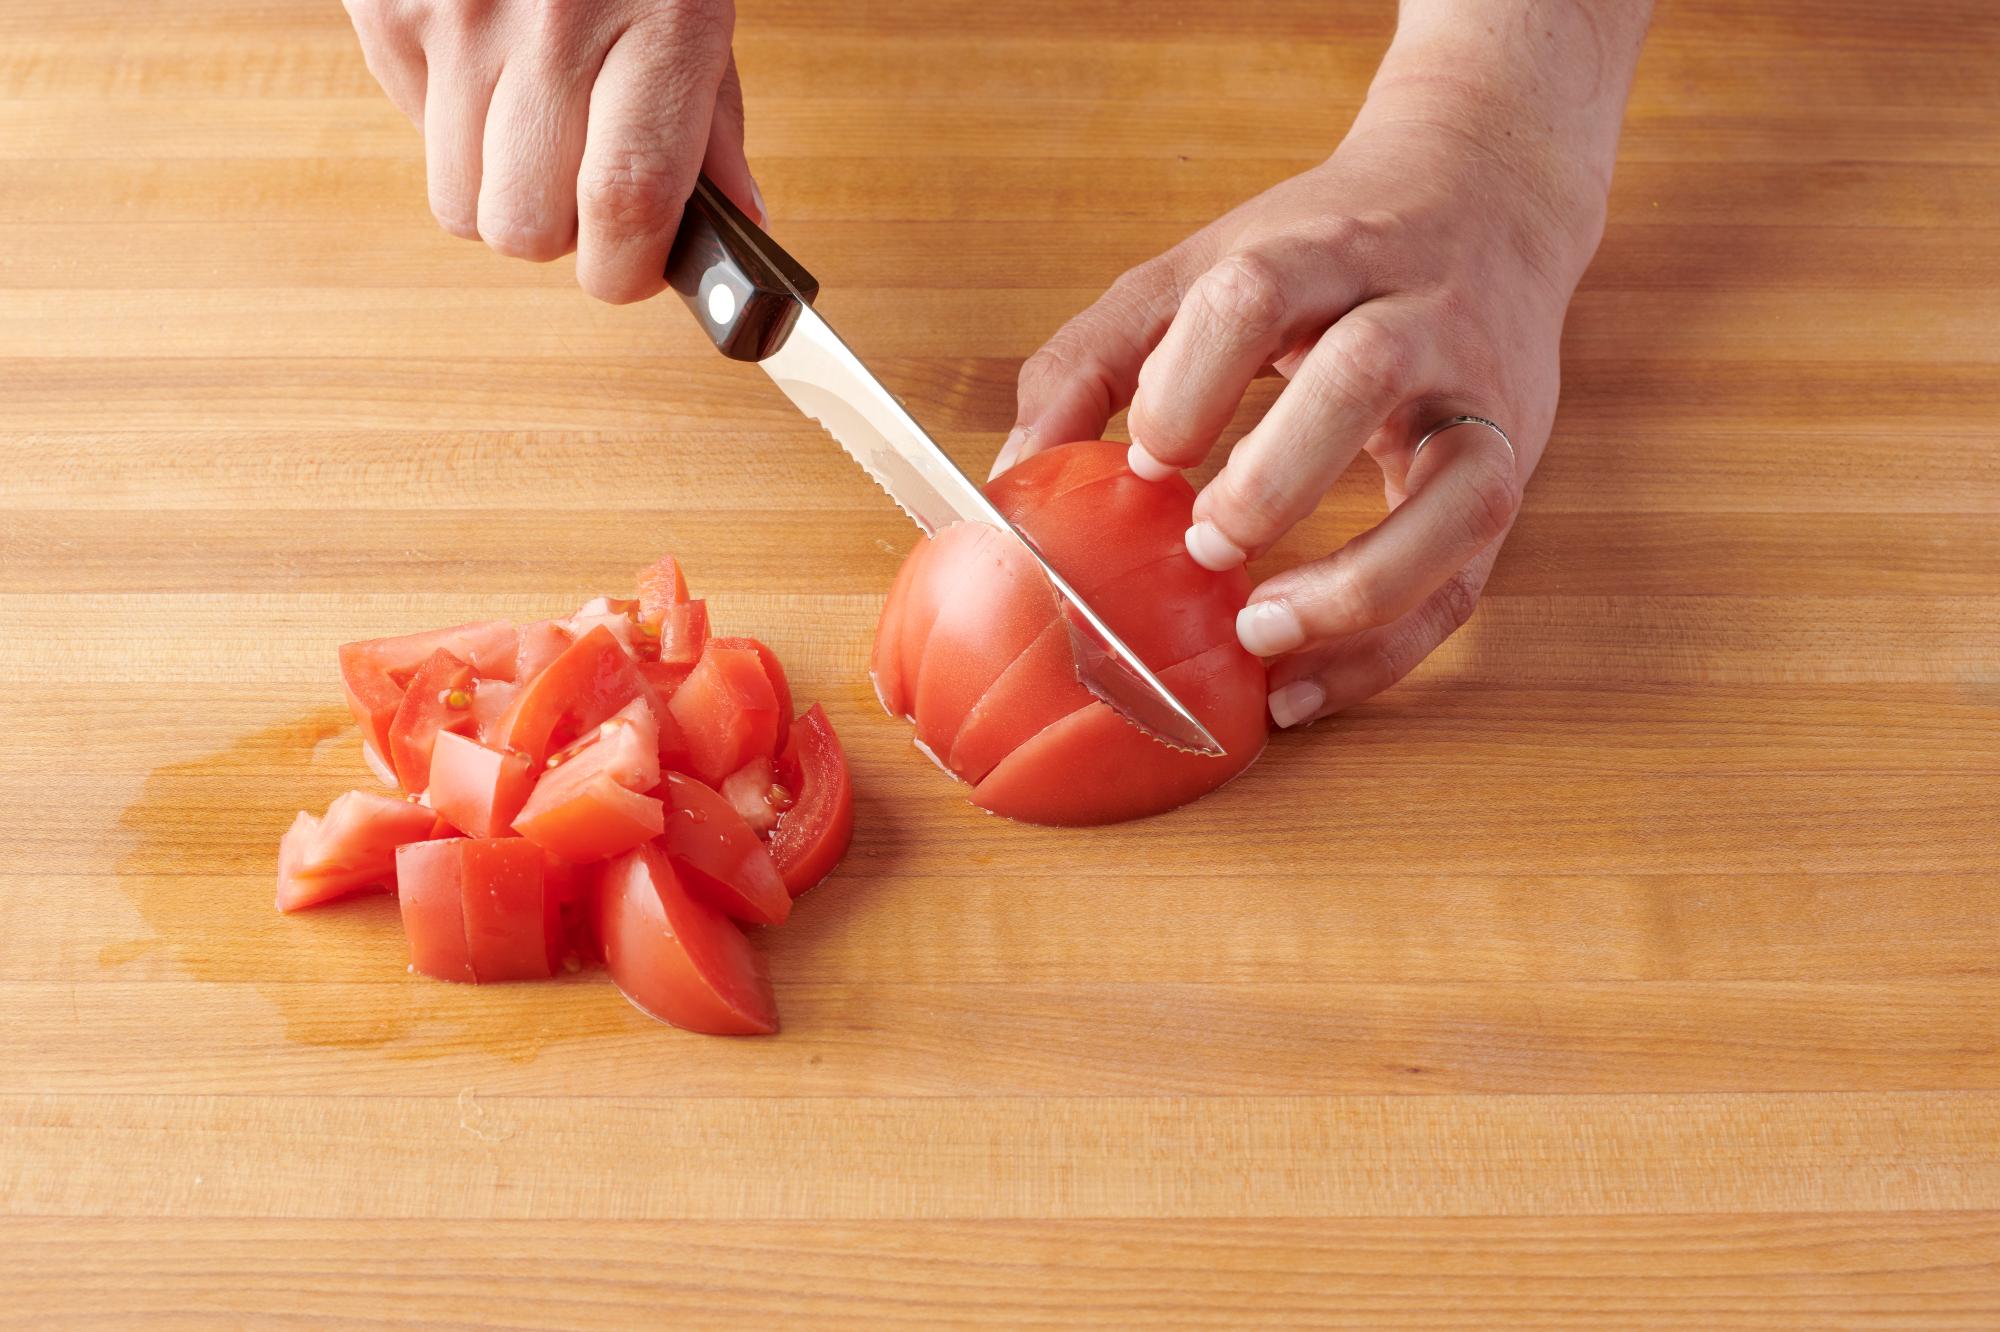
[1268,679,1325,728]
[989,427,1028,480]
[749,180,769,229]
[1185,521,1247,571]
[1236,598,1305,656]
[1126,441,1178,482]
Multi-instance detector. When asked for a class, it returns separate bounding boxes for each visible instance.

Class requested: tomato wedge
[770,704,854,898]
[514,714,666,861]
[598,843,777,1035]
[667,644,780,784]
[428,729,537,839]
[455,839,557,982]
[387,648,477,793]
[660,600,710,668]
[275,790,438,913]
[395,838,476,982]
[711,635,793,752]
[656,771,791,925]
[339,619,519,761]
[490,624,644,767]
[636,555,690,619]
[515,619,572,685]
[720,755,784,834]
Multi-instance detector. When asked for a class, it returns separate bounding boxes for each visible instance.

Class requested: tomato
[711,636,793,752]
[770,704,854,897]
[515,619,572,685]
[872,440,1268,824]
[667,643,780,785]
[490,624,644,767]
[275,790,438,913]
[566,596,651,658]
[660,600,710,668]
[469,677,517,747]
[720,755,783,834]
[428,729,538,839]
[656,772,791,926]
[455,839,558,982]
[387,648,477,793]
[513,703,666,864]
[339,620,519,761]
[636,555,691,619]
[597,843,777,1035]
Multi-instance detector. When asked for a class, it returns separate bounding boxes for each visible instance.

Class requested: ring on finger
[1411,414,1514,469]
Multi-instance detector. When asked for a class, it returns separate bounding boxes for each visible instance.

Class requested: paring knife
[664,176,1225,757]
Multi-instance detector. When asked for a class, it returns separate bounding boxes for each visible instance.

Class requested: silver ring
[1411,414,1515,468]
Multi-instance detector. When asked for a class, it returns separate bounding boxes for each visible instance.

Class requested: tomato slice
[870,538,925,717]
[656,771,791,925]
[984,433,1131,509]
[338,620,520,760]
[515,619,573,685]
[597,842,778,1035]
[1083,549,1251,669]
[770,704,854,898]
[395,838,476,982]
[667,644,780,784]
[428,729,537,839]
[660,600,710,668]
[720,755,784,835]
[514,772,664,864]
[907,525,1058,759]
[1000,469,1191,598]
[387,649,477,793]
[454,838,556,982]
[275,789,438,913]
[636,555,691,620]
[944,618,1086,784]
[469,678,517,746]
[565,596,649,658]
[490,624,644,767]
[710,635,793,752]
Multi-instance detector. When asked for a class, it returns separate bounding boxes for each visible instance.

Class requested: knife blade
[666,176,1225,757]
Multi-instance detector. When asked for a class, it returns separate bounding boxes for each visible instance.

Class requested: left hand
[994,110,1611,728]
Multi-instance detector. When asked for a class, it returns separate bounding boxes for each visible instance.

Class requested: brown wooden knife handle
[665,175,820,363]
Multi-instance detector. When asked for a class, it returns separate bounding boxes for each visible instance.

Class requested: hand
[997,98,1618,727]
[343,0,762,303]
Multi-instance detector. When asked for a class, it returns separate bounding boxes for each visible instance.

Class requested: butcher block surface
[2,0,1997,1325]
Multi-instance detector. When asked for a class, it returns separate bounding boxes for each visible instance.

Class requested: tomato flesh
[667,644,780,785]
[395,838,476,982]
[515,619,572,685]
[711,636,793,753]
[387,648,477,793]
[339,620,519,760]
[454,838,557,982]
[908,525,1058,760]
[656,771,791,926]
[770,704,854,898]
[660,600,710,668]
[428,729,538,839]
[491,624,644,767]
[720,755,784,835]
[276,790,438,912]
[514,772,664,863]
[598,843,777,1035]
[636,556,691,619]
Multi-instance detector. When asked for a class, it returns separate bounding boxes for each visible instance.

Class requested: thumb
[700,53,765,227]
[993,256,1187,479]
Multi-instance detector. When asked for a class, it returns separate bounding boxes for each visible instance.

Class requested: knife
[662,176,1225,757]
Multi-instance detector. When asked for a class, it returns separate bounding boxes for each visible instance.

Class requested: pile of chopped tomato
[277,556,854,1037]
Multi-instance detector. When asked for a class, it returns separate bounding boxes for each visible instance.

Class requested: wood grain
[2,0,1997,1326]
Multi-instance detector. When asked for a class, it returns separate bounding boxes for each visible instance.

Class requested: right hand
[343,0,763,303]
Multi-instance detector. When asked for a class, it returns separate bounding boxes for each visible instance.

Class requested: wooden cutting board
[3,0,1997,1324]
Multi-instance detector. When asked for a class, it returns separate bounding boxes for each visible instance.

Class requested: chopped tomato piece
[387,648,477,793]
[515,619,572,685]
[469,678,517,747]
[656,772,791,926]
[660,600,710,667]
[566,596,649,658]
[338,620,519,760]
[276,790,438,913]
[598,843,777,1035]
[636,556,690,619]
[490,624,644,767]
[514,773,664,864]
[428,730,537,839]
[395,838,475,982]
[720,755,785,835]
[667,644,779,784]
[770,704,854,898]
[455,838,557,982]
[711,636,794,752]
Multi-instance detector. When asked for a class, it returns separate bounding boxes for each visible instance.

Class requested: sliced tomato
[1085,549,1250,669]
[984,432,1132,510]
[720,755,785,835]
[636,555,691,620]
[275,789,438,912]
[339,620,520,761]
[711,635,793,752]
[514,772,664,863]
[906,525,1057,759]
[597,842,777,1035]
[657,599,709,668]
[470,677,517,746]
[656,771,791,925]
[945,618,1087,784]
[490,624,644,767]
[566,596,649,658]
[667,643,780,784]
[515,619,572,685]
[387,648,477,793]
[428,729,537,839]
[999,469,1191,598]
[770,704,854,897]
[395,838,476,982]
[869,538,925,717]
[453,838,556,982]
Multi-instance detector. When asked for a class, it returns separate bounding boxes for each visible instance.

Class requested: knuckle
[1211,466,1291,544]
[1323,318,1416,413]
[1461,450,1523,540]
[1330,561,1393,630]
[579,147,683,237]
[480,210,568,261]
[1193,250,1288,335]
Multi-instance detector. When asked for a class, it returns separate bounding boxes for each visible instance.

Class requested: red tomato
[636,555,690,620]
[428,729,537,839]
[667,644,780,785]
[660,600,710,667]
[515,619,572,685]
[770,704,854,898]
[387,648,477,793]
[396,839,475,982]
[872,440,1268,824]
[514,749,666,862]
[711,636,793,752]
[455,838,557,982]
[491,624,644,767]
[720,755,783,834]
[597,843,778,1035]
[275,790,438,913]
[339,620,519,762]
[470,677,517,747]
[656,772,791,925]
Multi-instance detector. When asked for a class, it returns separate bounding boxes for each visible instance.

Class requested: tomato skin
[395,838,477,982]
[869,539,925,718]
[339,620,520,760]
[667,644,780,785]
[276,790,438,912]
[711,636,793,753]
[907,525,1058,760]
[660,600,711,668]
[657,772,792,925]
[636,556,691,620]
[597,843,777,1036]
[491,624,644,767]
[454,838,556,983]
[428,730,538,840]
[387,649,478,793]
[515,620,573,685]
[770,704,854,898]
[514,772,664,864]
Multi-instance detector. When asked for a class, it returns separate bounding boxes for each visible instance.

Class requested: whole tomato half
[872,440,1268,825]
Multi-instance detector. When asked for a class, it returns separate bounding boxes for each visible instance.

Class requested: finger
[993,255,1189,479]
[423,61,498,240]
[1264,543,1501,727]
[699,53,767,228]
[1233,419,1521,656]
[1126,239,1369,478]
[345,6,427,126]
[477,55,594,261]
[574,13,731,304]
[1185,300,1442,570]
